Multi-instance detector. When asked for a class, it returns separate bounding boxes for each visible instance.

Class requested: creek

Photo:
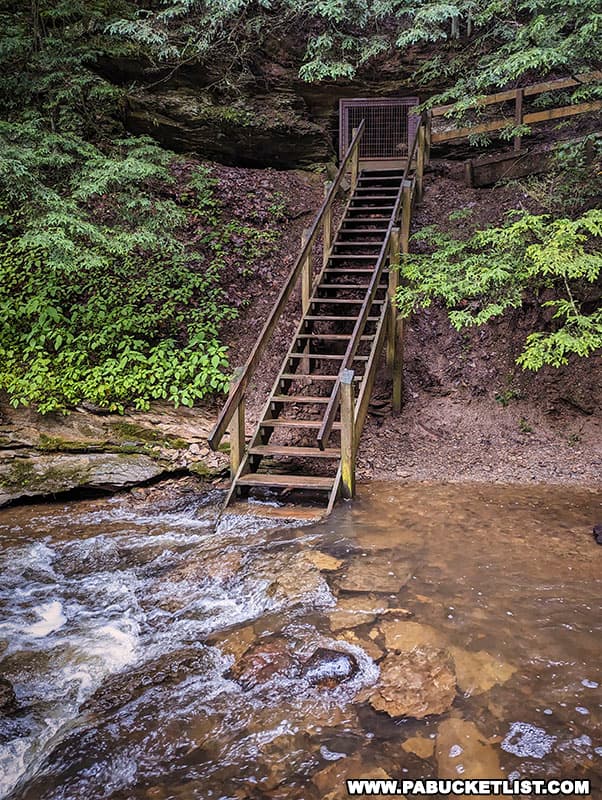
[0,482,600,799]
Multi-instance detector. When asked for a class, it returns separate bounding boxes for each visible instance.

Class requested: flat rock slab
[449,646,516,696]
[402,735,435,760]
[263,552,330,606]
[302,551,344,572]
[328,595,388,631]
[0,400,227,506]
[370,648,456,719]
[338,555,412,594]
[0,452,164,506]
[380,620,446,653]
[436,718,503,781]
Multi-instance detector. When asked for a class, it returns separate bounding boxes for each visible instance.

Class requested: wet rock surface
[436,718,504,780]
[328,595,387,631]
[0,676,17,715]
[83,648,213,716]
[228,637,296,689]
[379,620,446,653]
[1,482,600,799]
[338,555,412,594]
[449,647,516,696]
[370,649,457,719]
[300,648,359,688]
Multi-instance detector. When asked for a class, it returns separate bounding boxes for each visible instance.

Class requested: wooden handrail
[208,119,366,451]
[431,72,602,145]
[316,116,425,450]
[431,71,602,116]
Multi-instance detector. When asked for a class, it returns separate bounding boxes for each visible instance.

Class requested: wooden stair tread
[260,419,342,429]
[249,445,340,458]
[310,298,384,305]
[342,217,391,222]
[337,228,388,233]
[237,474,334,489]
[303,314,380,320]
[323,269,381,275]
[271,395,330,403]
[351,194,397,200]
[295,334,371,340]
[317,284,370,290]
[280,373,363,381]
[289,353,370,360]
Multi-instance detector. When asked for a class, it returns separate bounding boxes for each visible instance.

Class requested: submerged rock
[328,595,387,631]
[313,755,394,798]
[337,630,383,662]
[300,648,359,688]
[369,648,456,719]
[228,637,295,689]
[303,551,344,572]
[380,620,446,653]
[338,555,412,594]
[593,524,602,545]
[449,646,516,696]
[436,719,503,780]
[264,552,330,606]
[402,735,435,760]
[0,676,18,715]
[83,648,212,716]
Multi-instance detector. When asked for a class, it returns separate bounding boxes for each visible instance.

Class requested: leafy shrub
[396,210,602,370]
[0,123,237,412]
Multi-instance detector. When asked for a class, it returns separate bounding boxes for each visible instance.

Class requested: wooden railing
[208,119,366,466]
[431,71,602,150]
[325,115,429,497]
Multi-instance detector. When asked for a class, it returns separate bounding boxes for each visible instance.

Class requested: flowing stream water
[0,482,600,799]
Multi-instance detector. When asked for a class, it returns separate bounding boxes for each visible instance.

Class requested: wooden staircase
[209,118,428,518]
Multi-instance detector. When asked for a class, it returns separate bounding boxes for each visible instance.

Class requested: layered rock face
[100,42,425,169]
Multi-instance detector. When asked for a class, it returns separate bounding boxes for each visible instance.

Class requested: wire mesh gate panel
[339,97,419,162]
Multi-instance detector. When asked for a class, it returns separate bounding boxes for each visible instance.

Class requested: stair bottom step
[237,474,334,490]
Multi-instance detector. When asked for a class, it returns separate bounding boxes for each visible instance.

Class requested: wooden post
[386,227,400,368]
[351,127,359,190]
[340,369,356,499]
[416,125,426,203]
[301,227,311,314]
[514,88,524,152]
[323,181,332,267]
[392,314,404,412]
[424,110,432,166]
[401,184,412,256]
[465,160,475,187]
[228,368,245,478]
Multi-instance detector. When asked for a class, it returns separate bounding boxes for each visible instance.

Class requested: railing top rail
[431,71,602,117]
[316,115,425,449]
[208,119,366,451]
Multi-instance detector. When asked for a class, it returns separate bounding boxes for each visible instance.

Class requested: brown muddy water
[0,482,601,799]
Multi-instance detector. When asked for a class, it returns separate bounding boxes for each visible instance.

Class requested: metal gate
[339,97,419,164]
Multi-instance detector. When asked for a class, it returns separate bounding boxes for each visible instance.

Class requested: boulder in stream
[228,637,296,689]
[369,648,456,719]
[300,647,359,688]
